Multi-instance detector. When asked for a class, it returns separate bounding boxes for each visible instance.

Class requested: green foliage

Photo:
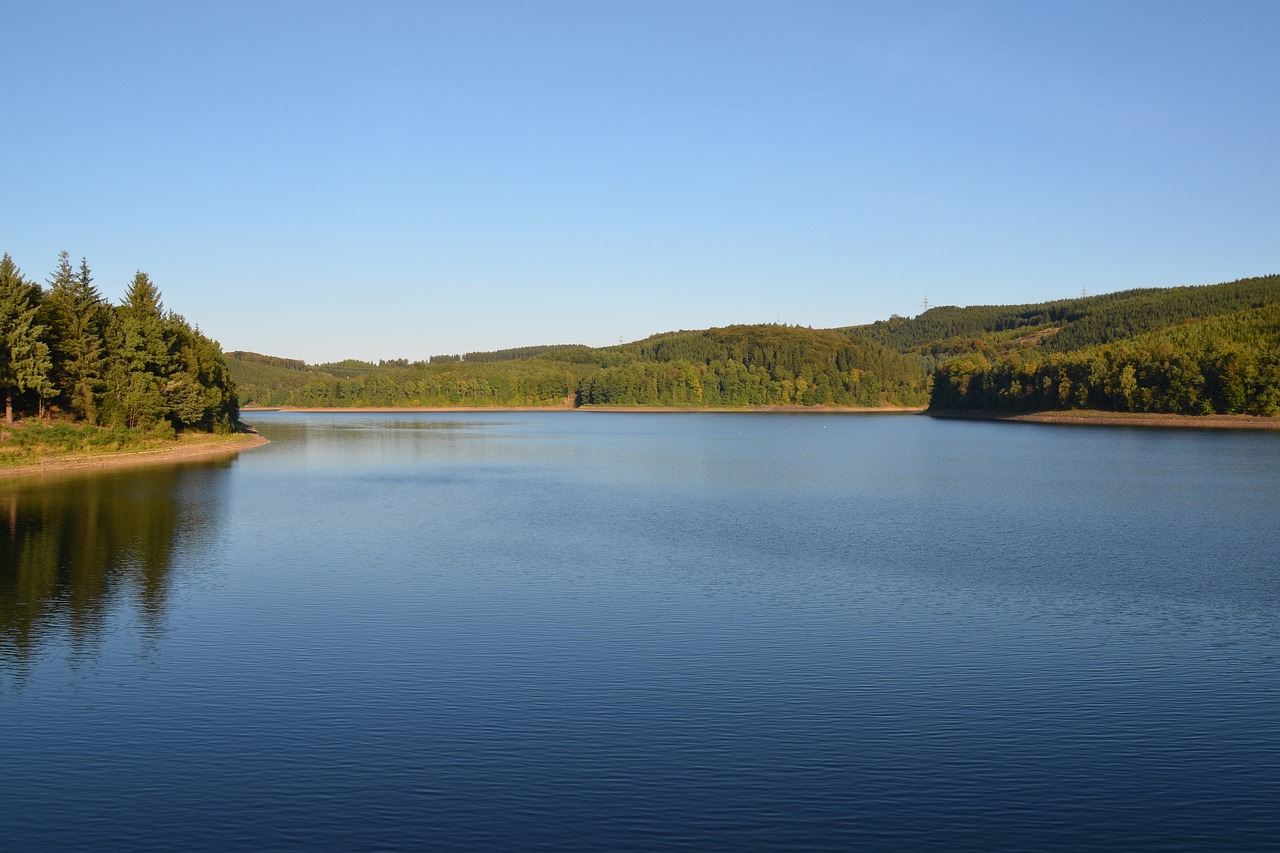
[0,254,55,422]
[463,344,598,363]
[577,325,927,407]
[42,252,108,422]
[312,358,383,377]
[845,275,1280,367]
[224,351,322,405]
[0,250,240,433]
[123,270,164,316]
[226,351,306,371]
[228,324,931,409]
[229,351,591,408]
[0,419,170,463]
[929,299,1280,416]
[218,272,1280,419]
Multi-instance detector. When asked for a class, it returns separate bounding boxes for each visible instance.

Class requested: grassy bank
[0,420,267,480]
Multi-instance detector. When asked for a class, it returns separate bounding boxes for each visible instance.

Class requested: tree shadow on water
[0,461,231,679]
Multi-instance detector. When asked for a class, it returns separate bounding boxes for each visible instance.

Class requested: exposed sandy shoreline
[0,431,270,483]
[577,405,926,414]
[242,405,927,414]
[928,409,1280,430]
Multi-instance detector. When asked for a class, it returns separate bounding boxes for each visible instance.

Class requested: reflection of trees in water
[0,461,231,671]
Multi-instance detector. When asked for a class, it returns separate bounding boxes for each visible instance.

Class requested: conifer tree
[44,252,107,422]
[0,254,54,422]
[163,313,239,431]
[103,271,171,428]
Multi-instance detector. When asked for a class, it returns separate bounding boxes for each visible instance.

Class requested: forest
[0,251,239,433]
[228,273,1280,418]
[903,275,1280,415]
[927,301,1280,415]
[5,248,1273,461]
[229,324,930,409]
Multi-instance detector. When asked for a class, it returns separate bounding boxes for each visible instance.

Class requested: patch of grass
[0,420,175,465]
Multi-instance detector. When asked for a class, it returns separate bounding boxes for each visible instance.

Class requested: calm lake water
[3,411,1279,850]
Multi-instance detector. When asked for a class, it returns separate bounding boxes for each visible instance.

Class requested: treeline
[929,297,1280,415]
[226,351,306,372]
[1042,276,1279,352]
[225,273,1279,418]
[229,324,930,409]
[231,356,589,408]
[578,325,925,406]
[0,251,238,431]
[462,344,596,363]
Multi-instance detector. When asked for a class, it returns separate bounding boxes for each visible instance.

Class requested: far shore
[241,404,1280,429]
[241,405,927,415]
[0,431,269,483]
[928,409,1280,430]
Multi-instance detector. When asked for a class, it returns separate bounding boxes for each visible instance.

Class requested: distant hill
[872,274,1279,415]
[229,274,1280,416]
[840,274,1279,364]
[228,323,929,409]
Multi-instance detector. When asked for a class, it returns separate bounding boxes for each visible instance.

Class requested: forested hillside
[929,301,1280,415]
[905,275,1280,415]
[228,273,1279,417]
[0,251,239,432]
[578,325,924,406]
[9,246,1271,423]
[843,276,1279,367]
[230,324,929,409]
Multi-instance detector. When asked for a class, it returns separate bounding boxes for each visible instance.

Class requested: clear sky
[4,1,1276,363]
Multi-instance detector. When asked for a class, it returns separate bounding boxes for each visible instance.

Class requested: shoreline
[242,405,927,415]
[243,405,1279,428]
[0,431,270,483]
[927,409,1280,430]
[3,406,1272,482]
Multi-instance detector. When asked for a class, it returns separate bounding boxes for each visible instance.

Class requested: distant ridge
[229,274,1280,417]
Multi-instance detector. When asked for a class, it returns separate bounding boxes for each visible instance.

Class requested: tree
[102,272,170,428]
[0,254,54,423]
[124,270,164,317]
[44,252,108,422]
[163,312,240,431]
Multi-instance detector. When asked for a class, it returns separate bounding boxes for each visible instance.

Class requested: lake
[3,411,1279,850]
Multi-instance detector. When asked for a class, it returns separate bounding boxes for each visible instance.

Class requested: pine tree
[44,252,108,422]
[0,254,54,423]
[103,272,170,428]
[123,270,164,317]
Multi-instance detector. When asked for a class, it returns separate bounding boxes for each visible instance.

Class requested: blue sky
[4,1,1276,363]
